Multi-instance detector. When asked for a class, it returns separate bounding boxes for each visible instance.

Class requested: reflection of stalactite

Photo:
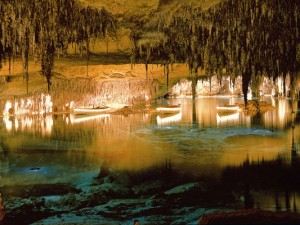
[165,157,172,170]
[293,192,297,212]
[286,189,291,211]
[244,183,254,209]
[0,142,9,156]
[275,192,281,212]
[291,149,298,168]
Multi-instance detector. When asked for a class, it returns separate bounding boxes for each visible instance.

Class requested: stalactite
[0,0,116,92]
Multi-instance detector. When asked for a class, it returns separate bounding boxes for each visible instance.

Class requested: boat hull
[157,112,182,125]
[156,106,181,113]
[73,107,111,114]
[216,105,240,111]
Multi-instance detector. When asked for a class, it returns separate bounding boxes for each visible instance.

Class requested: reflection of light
[44,115,53,135]
[278,99,286,127]
[15,118,19,130]
[3,115,53,136]
[3,116,12,131]
[70,101,75,110]
[71,114,110,124]
[22,117,33,130]
[66,114,74,124]
[216,112,239,124]
[3,101,12,116]
[157,112,182,125]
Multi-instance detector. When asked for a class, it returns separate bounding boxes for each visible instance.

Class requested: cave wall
[0,77,160,113]
[169,75,299,98]
[50,77,159,110]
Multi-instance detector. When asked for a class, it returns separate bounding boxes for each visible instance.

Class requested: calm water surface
[0,96,300,223]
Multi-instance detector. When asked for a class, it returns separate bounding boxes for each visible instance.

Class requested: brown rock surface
[199,209,300,224]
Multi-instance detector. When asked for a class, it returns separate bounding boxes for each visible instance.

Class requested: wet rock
[45,193,84,211]
[1,183,80,198]
[112,106,135,116]
[164,182,199,195]
[258,101,276,112]
[239,100,275,115]
[3,197,52,225]
[132,181,163,195]
[198,209,300,224]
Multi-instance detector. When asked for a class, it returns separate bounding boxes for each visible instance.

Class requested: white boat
[216,105,240,120]
[217,111,239,124]
[157,112,182,125]
[156,104,181,113]
[73,106,111,114]
[216,105,240,111]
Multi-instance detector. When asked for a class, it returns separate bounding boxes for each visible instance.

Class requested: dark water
[0,97,299,224]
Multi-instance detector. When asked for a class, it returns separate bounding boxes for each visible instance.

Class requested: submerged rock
[238,100,275,115]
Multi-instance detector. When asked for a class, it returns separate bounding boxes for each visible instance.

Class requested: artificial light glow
[2,94,53,116]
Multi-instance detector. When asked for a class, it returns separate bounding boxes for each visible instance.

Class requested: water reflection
[222,148,300,212]
[2,114,53,136]
[1,97,299,170]
[69,113,110,124]
[0,98,300,221]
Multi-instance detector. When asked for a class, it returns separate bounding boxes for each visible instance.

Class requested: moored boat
[73,106,111,114]
[216,111,239,124]
[157,111,182,125]
[156,104,181,113]
[216,105,240,111]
